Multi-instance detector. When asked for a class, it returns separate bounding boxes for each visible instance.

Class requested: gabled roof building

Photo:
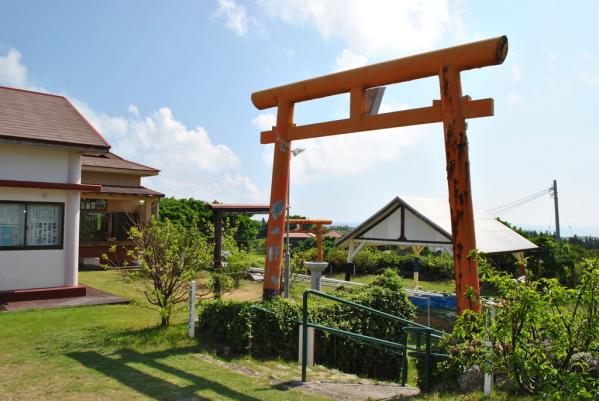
[0,87,162,301]
[337,196,537,262]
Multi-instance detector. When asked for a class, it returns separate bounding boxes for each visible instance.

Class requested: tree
[158,197,213,237]
[129,218,212,327]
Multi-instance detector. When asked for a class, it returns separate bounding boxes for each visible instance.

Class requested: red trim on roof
[0,85,68,99]
[65,96,111,148]
[0,180,101,192]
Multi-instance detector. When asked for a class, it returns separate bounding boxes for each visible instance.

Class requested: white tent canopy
[337,197,537,262]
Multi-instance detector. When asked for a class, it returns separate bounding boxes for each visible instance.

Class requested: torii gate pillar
[439,66,480,312]
[263,100,293,298]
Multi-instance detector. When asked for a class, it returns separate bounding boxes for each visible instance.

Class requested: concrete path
[0,286,128,312]
[281,381,420,400]
[196,353,420,401]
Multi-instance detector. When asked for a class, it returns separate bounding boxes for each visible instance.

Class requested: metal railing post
[425,332,432,391]
[401,333,409,386]
[301,291,309,382]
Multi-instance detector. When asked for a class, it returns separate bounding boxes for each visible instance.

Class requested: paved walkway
[283,381,420,400]
[196,353,420,400]
[0,286,128,312]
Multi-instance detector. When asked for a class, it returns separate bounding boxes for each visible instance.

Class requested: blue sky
[1,0,598,235]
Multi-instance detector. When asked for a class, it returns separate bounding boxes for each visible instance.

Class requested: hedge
[197,269,416,380]
[291,246,455,279]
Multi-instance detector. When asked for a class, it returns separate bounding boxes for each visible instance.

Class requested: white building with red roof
[0,86,161,301]
[79,152,163,266]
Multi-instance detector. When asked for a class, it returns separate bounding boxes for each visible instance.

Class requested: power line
[486,186,552,215]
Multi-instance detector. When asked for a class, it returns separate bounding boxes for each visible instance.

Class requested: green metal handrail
[402,326,449,391]
[300,289,448,387]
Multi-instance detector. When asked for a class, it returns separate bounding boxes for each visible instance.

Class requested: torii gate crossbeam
[252,36,508,312]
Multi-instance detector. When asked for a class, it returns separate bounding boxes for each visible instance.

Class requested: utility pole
[552,179,560,240]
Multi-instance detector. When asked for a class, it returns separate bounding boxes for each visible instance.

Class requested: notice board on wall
[26,204,62,246]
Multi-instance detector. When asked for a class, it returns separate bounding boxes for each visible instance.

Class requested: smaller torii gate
[288,218,332,262]
[253,36,509,312]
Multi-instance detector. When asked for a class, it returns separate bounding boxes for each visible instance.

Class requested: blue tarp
[409,293,456,310]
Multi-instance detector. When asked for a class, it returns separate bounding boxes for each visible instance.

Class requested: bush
[197,299,253,354]
[251,297,303,359]
[338,246,455,280]
[290,247,317,274]
[426,258,599,399]
[197,269,416,380]
[353,246,380,273]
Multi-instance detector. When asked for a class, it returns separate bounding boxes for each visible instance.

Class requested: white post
[298,261,328,367]
[298,326,314,366]
[306,261,328,291]
[64,152,81,287]
[188,280,197,338]
[484,298,495,396]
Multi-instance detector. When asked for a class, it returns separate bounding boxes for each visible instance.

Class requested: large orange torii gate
[252,36,508,312]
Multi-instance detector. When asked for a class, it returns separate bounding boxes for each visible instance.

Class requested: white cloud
[263,128,425,184]
[260,99,423,182]
[128,104,139,117]
[0,48,28,87]
[257,0,457,57]
[333,49,368,72]
[214,0,250,36]
[251,112,276,131]
[75,101,265,203]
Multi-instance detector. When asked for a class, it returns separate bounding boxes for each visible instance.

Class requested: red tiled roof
[82,153,159,174]
[288,232,315,239]
[0,86,110,151]
[324,230,343,239]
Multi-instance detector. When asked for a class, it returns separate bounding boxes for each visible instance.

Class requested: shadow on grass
[68,346,263,401]
[94,322,193,350]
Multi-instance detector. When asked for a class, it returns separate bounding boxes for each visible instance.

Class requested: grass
[408,392,532,401]
[0,271,330,401]
[0,270,527,400]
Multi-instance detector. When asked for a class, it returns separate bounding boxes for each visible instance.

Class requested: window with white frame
[0,202,64,249]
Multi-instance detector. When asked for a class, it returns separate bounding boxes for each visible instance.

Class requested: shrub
[251,297,303,359]
[197,299,253,354]
[197,269,416,380]
[353,246,380,273]
[426,258,599,399]
[290,248,317,274]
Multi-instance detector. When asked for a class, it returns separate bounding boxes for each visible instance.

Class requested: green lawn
[0,271,330,401]
[0,271,525,401]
